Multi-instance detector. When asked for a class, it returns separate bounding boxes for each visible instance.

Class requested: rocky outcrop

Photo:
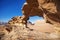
[8,16,33,30]
[22,0,60,34]
[0,24,60,40]
[8,16,27,27]
[0,16,60,40]
[0,25,12,40]
[0,0,60,40]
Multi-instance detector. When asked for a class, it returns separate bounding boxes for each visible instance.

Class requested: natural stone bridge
[0,0,60,40]
[21,0,60,34]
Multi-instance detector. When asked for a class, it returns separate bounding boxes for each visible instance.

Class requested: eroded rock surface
[0,16,60,40]
[22,0,60,34]
[0,0,60,40]
[8,16,27,28]
[0,24,60,40]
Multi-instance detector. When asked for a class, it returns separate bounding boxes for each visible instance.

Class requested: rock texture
[0,24,60,40]
[8,16,33,30]
[8,16,27,28]
[0,0,60,40]
[22,0,60,34]
[0,16,60,40]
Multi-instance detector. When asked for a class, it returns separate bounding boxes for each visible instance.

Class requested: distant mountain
[0,21,7,25]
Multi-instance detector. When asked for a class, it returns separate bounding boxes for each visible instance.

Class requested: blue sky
[0,0,43,23]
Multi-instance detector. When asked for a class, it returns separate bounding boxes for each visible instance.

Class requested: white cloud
[24,2,27,5]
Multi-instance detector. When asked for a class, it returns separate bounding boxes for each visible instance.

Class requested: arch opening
[28,16,44,24]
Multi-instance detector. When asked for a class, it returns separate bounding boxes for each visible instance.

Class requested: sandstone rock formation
[0,16,60,40]
[0,0,60,40]
[0,24,60,40]
[8,16,27,28]
[22,0,60,34]
[0,25,12,40]
[8,16,33,30]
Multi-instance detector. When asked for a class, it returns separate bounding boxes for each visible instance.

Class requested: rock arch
[22,0,60,24]
[22,0,60,34]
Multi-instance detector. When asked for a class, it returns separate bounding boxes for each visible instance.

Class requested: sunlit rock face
[8,16,26,27]
[1,0,60,40]
[0,24,60,40]
[22,0,60,34]
[0,15,58,40]
[0,17,60,40]
[0,25,13,40]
